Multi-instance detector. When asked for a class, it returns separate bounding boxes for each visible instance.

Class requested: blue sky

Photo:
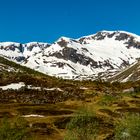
[0,0,139,43]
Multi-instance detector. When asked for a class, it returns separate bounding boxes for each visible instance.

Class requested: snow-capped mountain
[1,30,140,80]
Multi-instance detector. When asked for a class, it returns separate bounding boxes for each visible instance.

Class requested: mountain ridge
[1,30,140,81]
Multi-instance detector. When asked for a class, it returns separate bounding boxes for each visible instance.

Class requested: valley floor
[0,88,140,140]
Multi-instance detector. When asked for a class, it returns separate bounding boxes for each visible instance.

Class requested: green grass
[115,113,140,140]
[64,106,99,140]
[0,116,31,140]
[98,95,119,106]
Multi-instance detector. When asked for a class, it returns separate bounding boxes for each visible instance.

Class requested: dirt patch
[129,100,140,107]
[32,128,54,135]
[99,109,120,117]
[116,107,140,113]
[0,112,13,118]
[54,117,71,129]
[117,101,129,107]
[17,108,73,116]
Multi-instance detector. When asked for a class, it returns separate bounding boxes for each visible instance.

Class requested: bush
[64,107,99,140]
[115,113,140,140]
[0,117,31,140]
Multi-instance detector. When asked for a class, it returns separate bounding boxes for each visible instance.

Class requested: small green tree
[0,116,30,140]
[64,107,99,140]
[115,113,140,140]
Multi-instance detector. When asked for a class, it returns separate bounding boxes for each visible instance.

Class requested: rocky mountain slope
[108,60,140,82]
[1,30,140,80]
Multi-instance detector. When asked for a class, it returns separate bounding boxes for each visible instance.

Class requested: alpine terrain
[1,31,140,140]
[1,30,140,81]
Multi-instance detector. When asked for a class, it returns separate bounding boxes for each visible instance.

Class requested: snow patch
[0,82,63,91]
[0,82,25,90]
[22,114,45,118]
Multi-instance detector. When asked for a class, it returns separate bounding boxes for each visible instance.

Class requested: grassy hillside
[0,56,79,88]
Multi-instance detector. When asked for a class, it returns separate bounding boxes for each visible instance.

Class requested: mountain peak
[97,30,140,40]
[1,30,140,81]
[57,36,71,42]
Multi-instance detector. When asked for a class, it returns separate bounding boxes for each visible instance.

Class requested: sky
[0,0,140,43]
